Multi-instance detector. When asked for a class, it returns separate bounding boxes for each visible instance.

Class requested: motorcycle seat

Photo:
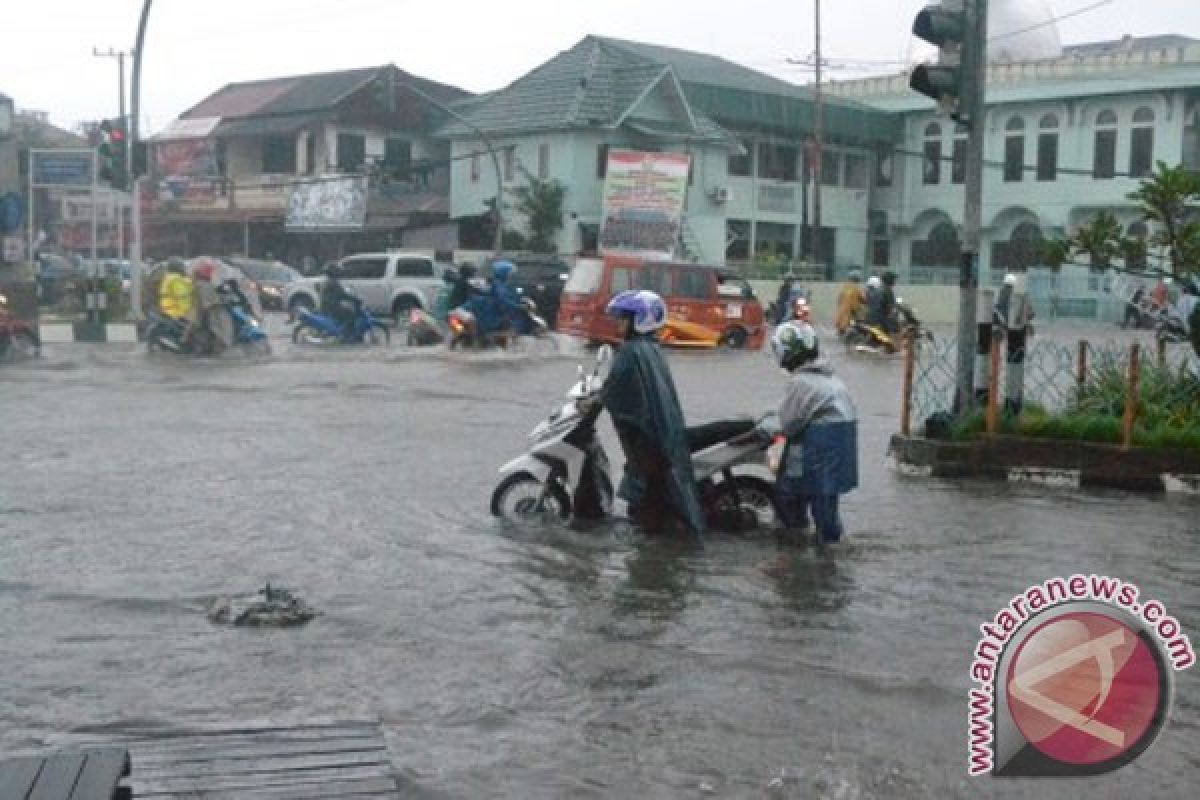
[686,418,756,452]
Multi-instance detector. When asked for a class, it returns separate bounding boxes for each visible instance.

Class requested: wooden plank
[133,763,394,795]
[124,726,381,755]
[0,756,45,799]
[132,749,390,780]
[27,753,85,800]
[131,736,386,767]
[68,750,129,800]
[128,729,382,758]
[136,775,400,800]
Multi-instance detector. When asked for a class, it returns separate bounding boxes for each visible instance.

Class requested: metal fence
[908,334,1199,443]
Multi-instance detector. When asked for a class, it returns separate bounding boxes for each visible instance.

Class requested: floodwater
[1,319,1197,798]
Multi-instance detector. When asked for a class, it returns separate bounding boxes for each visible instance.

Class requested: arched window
[1004,116,1026,182]
[952,122,968,184]
[1037,114,1059,181]
[1126,221,1149,270]
[1130,106,1155,178]
[923,122,942,184]
[911,219,961,268]
[1094,109,1118,179]
[991,220,1044,273]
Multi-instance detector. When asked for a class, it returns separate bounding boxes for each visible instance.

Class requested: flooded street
[1,321,1197,798]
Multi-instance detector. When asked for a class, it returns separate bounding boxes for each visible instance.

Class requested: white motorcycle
[490,346,784,531]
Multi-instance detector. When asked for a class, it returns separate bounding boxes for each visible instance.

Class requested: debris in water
[207,583,317,627]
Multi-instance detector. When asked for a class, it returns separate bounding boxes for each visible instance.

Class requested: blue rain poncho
[778,359,859,496]
[601,335,706,538]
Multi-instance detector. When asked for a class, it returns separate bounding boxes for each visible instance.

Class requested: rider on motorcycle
[191,258,235,353]
[158,259,196,344]
[593,290,706,539]
[772,320,858,544]
[489,260,533,335]
[320,267,358,333]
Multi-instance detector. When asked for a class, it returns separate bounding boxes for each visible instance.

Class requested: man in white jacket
[771,321,859,543]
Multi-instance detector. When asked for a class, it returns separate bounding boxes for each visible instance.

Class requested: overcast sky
[3,0,1198,135]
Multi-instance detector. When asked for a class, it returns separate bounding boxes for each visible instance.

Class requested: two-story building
[832,34,1200,315]
[439,35,898,275]
[147,64,470,266]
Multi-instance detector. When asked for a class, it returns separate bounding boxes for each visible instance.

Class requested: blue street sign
[31,151,94,187]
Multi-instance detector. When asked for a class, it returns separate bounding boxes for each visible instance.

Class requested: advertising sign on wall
[286,177,367,230]
[599,150,690,261]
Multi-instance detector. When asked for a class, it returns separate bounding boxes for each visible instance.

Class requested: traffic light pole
[955,0,987,412]
[129,0,153,322]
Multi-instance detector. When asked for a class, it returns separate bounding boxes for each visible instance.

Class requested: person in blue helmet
[489,259,533,335]
[595,289,706,539]
[771,320,858,544]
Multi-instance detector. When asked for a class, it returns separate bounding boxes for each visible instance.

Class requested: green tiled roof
[438,35,898,145]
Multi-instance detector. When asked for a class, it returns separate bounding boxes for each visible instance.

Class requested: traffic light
[96,119,128,190]
[909,1,970,123]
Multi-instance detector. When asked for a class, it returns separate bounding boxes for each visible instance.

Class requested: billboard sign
[287,177,367,230]
[599,150,690,261]
[31,150,94,187]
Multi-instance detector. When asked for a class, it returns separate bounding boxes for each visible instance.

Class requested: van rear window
[564,260,603,293]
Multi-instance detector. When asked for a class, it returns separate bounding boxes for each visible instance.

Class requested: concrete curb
[38,323,139,344]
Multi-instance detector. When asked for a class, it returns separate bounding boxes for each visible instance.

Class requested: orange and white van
[556,255,766,349]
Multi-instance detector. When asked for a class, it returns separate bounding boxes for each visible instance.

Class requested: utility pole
[958,0,988,412]
[396,79,504,255]
[129,0,153,321]
[812,0,824,276]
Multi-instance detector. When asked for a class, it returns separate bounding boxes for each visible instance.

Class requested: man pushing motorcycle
[584,289,707,539]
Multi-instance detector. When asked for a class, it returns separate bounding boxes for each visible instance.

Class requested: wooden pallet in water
[76,721,401,799]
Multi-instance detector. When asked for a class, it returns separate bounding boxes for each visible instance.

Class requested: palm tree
[1127,160,1200,275]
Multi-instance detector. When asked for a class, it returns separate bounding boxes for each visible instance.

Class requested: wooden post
[1123,343,1140,449]
[1076,340,1088,392]
[1157,336,1167,366]
[901,336,915,436]
[987,332,1001,435]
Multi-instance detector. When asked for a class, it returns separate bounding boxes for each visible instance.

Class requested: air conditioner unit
[710,186,730,204]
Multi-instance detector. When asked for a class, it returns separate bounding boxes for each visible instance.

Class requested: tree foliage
[1042,161,1200,276]
[507,168,566,254]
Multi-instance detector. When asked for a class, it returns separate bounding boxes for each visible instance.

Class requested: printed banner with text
[600,150,690,261]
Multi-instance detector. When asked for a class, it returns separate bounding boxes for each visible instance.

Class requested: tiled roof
[182,66,469,121]
[438,35,897,145]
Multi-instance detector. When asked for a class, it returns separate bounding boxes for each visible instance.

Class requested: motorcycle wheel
[490,472,571,521]
[365,323,390,346]
[1,332,38,360]
[702,475,780,532]
[292,323,330,345]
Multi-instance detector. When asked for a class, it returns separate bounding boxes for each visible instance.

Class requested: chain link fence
[907,333,1200,448]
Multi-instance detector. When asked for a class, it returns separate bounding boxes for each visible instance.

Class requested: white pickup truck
[285,252,448,322]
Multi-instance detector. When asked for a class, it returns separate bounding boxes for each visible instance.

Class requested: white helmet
[771,320,819,370]
[1003,273,1018,287]
[866,275,883,289]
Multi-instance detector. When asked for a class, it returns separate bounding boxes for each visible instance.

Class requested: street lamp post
[394,78,504,255]
[129,0,153,321]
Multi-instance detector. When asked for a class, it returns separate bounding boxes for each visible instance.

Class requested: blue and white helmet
[771,320,819,370]
[605,289,667,334]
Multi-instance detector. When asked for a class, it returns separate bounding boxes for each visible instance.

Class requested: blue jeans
[776,484,844,543]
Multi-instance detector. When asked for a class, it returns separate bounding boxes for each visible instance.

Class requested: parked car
[556,255,766,349]
[226,258,301,311]
[284,252,449,323]
[485,255,570,330]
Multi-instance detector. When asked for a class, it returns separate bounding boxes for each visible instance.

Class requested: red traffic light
[110,128,125,142]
